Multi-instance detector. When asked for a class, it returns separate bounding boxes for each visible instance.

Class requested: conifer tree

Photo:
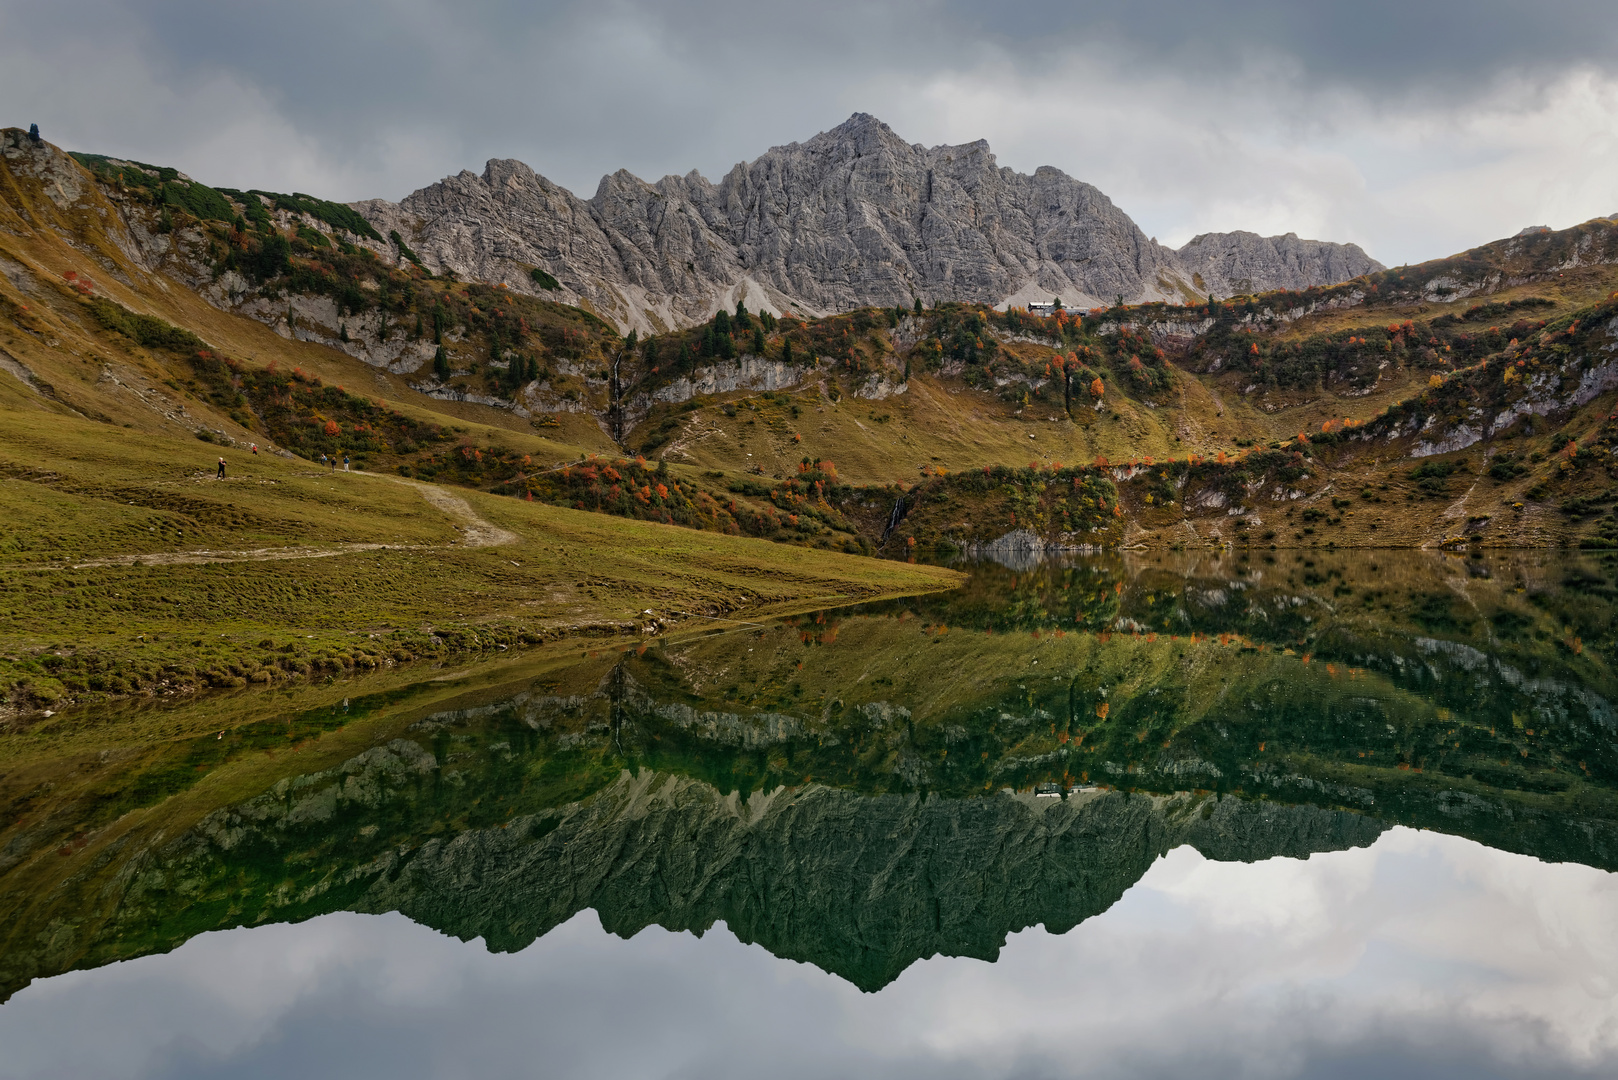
[434,346,451,381]
[914,296,923,315]
[753,327,766,355]
[509,355,533,390]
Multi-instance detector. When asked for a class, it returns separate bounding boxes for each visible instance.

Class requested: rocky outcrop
[1177,230,1382,300]
[638,355,806,409]
[969,528,1049,571]
[1,127,91,210]
[355,115,1383,334]
[231,289,437,374]
[1388,315,1618,458]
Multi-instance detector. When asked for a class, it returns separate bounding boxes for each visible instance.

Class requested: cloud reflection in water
[2,827,1613,1080]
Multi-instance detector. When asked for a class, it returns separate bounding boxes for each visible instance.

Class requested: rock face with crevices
[1177,230,1385,298]
[354,114,1382,334]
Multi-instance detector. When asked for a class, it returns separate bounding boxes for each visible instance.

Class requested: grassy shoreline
[0,525,960,720]
[0,410,961,721]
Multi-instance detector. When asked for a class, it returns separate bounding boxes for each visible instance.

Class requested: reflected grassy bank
[3,548,1616,1000]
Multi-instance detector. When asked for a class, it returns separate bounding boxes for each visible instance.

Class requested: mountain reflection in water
[2,549,1617,1076]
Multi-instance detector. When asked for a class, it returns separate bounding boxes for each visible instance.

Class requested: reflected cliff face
[2,549,1617,1003]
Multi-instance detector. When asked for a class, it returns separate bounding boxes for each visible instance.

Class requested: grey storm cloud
[48,1,1618,108]
[2,1,1615,264]
[944,0,1618,93]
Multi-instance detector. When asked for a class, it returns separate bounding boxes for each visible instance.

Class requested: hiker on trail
[216,457,226,479]
[343,454,350,472]
[250,443,258,455]
[330,454,337,472]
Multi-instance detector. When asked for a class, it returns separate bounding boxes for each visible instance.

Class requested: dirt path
[1427,474,1486,548]
[383,476,518,547]
[9,477,518,572]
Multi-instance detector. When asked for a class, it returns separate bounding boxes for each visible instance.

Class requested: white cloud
[876,55,1618,266]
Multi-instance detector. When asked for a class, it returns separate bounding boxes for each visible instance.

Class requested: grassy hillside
[14,127,1618,552]
[0,130,959,719]
[6,125,1618,718]
[0,404,956,716]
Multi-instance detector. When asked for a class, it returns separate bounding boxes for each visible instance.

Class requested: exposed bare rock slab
[355,115,1383,334]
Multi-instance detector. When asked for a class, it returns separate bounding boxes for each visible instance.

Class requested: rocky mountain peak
[594,168,654,200]
[816,110,900,144]
[356,114,1383,334]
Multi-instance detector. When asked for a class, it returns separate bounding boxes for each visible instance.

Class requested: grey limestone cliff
[1177,230,1384,298]
[354,114,1382,334]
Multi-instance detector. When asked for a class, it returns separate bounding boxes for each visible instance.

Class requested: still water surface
[4,549,1618,1078]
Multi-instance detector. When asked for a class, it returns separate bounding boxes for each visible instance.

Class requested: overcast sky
[4,829,1616,1079]
[3,1,1616,265]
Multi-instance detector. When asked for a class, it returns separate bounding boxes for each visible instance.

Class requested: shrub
[295,225,331,249]
[1488,456,1528,481]
[390,229,424,267]
[88,298,206,352]
[239,232,291,284]
[250,190,382,240]
[74,154,240,223]
[1411,458,1463,497]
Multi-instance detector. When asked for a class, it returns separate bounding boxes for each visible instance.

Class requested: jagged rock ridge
[0,754,1385,1001]
[355,114,1382,334]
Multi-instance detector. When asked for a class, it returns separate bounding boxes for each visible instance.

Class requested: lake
[3,548,1617,1079]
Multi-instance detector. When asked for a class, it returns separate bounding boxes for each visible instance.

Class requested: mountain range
[355,113,1382,333]
[3,114,1618,730]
